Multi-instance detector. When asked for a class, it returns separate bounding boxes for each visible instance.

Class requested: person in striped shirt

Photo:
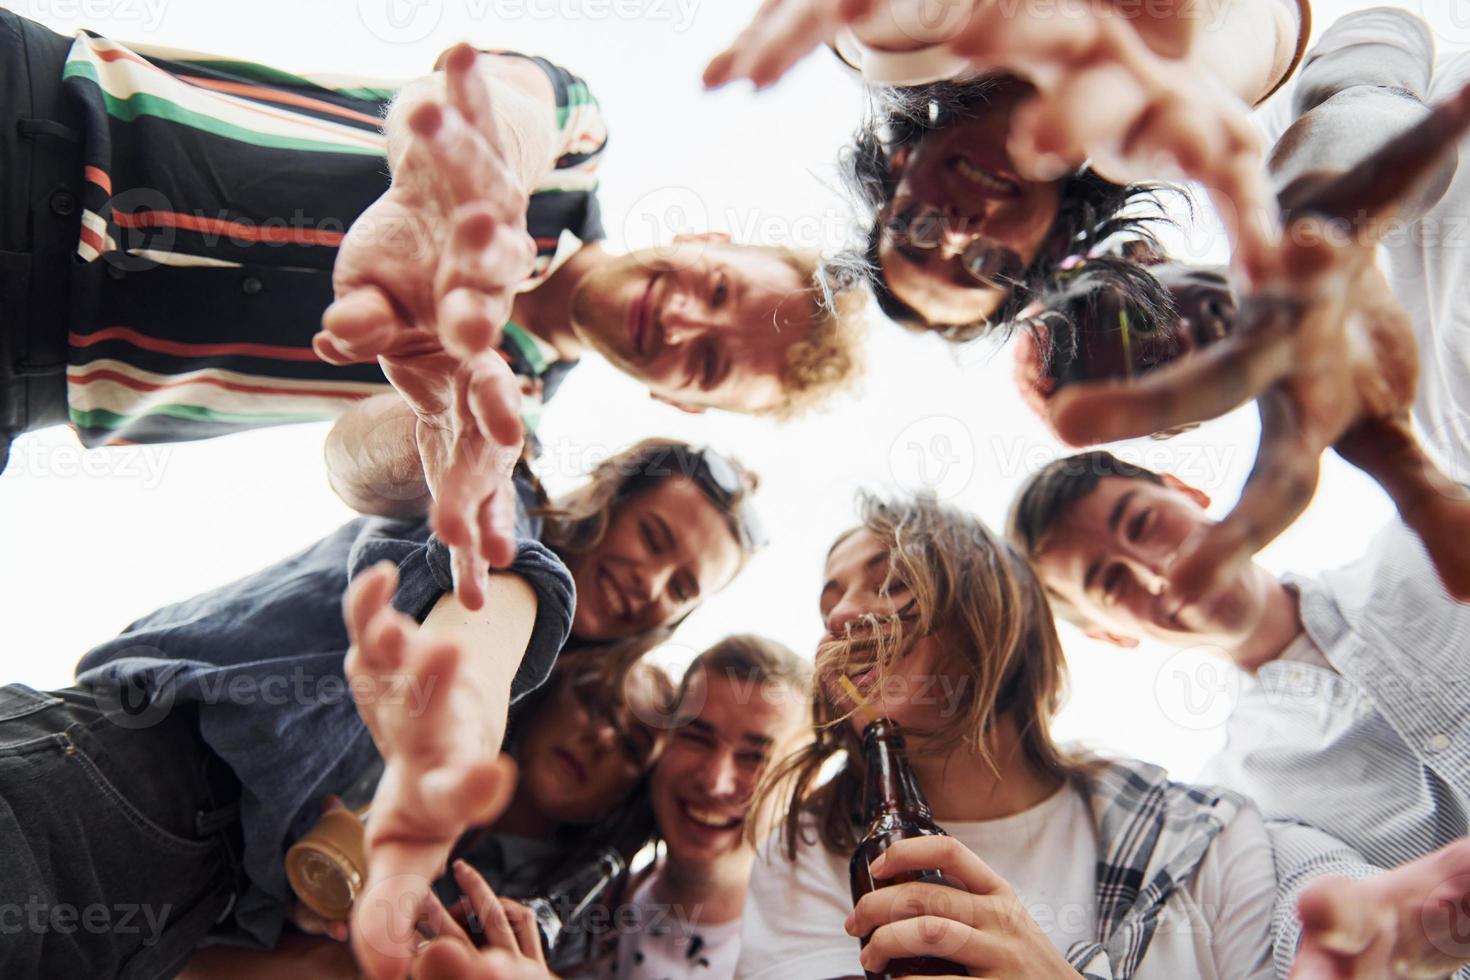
[0,11,866,472]
[1010,450,1470,979]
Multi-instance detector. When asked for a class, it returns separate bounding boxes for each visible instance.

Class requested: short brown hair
[1006,452,1166,625]
[763,248,868,421]
[677,634,812,710]
[1006,451,1166,562]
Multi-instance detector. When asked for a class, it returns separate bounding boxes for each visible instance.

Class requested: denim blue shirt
[74,477,575,950]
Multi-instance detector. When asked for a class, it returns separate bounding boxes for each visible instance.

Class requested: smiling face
[877,80,1063,327]
[567,476,743,643]
[649,670,804,872]
[1030,476,1283,648]
[569,236,816,415]
[515,670,664,826]
[816,528,951,735]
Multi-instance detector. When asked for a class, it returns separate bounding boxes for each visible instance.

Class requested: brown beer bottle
[849,719,966,980]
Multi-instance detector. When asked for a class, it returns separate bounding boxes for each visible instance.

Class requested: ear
[1160,473,1211,510]
[1084,627,1140,649]
[672,230,731,246]
[649,390,706,415]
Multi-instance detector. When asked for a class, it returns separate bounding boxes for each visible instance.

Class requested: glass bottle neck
[860,720,934,824]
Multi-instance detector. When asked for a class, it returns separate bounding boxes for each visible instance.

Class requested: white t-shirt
[1255,10,1470,485]
[613,876,743,980]
[736,784,1277,980]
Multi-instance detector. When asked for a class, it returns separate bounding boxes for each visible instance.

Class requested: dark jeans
[0,684,244,979]
[0,9,81,473]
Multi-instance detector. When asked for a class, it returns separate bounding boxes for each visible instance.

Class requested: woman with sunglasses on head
[706,0,1313,336]
[0,437,760,980]
[738,492,1279,980]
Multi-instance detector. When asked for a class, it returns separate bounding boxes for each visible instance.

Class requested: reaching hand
[372,348,525,610]
[1289,840,1470,980]
[413,861,555,980]
[1044,81,1470,604]
[319,44,536,365]
[343,563,519,980]
[705,0,1275,275]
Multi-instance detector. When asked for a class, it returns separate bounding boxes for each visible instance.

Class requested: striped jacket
[58,32,606,446]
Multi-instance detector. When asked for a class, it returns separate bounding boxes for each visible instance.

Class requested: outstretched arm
[345,562,535,980]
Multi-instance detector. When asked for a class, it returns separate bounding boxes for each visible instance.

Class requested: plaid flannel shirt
[1065,758,1248,980]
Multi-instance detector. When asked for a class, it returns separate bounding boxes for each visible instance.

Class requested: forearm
[386,55,559,194]
[324,394,429,519]
[422,573,539,756]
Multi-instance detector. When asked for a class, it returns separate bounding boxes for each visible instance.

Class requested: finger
[409,97,515,214]
[321,288,411,362]
[453,859,519,953]
[1047,316,1295,445]
[443,43,491,129]
[1167,390,1321,605]
[865,836,1007,896]
[345,562,400,649]
[1297,878,1384,959]
[501,901,547,966]
[439,288,504,360]
[463,359,524,456]
[1285,939,1353,980]
[858,914,992,975]
[419,887,474,946]
[360,602,410,676]
[846,880,998,941]
[451,543,489,613]
[702,47,739,89]
[478,488,519,571]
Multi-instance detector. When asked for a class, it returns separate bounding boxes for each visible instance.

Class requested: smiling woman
[540,437,764,656]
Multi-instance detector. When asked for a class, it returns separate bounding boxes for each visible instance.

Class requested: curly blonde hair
[760,247,869,421]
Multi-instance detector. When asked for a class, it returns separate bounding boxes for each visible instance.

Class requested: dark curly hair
[1023,247,1181,382]
[834,76,1173,343]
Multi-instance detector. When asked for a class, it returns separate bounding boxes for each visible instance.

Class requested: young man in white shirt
[1011,450,1470,979]
[611,635,810,980]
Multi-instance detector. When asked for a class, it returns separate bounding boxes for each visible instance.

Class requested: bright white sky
[1,0,1464,780]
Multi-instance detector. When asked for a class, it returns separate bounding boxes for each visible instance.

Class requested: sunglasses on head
[630,445,769,552]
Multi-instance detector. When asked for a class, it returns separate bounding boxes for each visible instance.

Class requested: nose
[581,717,619,755]
[698,747,739,799]
[825,593,865,638]
[659,294,707,347]
[1124,554,1168,596]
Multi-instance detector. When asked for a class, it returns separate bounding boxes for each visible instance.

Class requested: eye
[640,520,662,553]
[711,273,729,309]
[1101,564,1128,605]
[677,729,714,748]
[878,578,909,600]
[738,750,768,767]
[1126,508,1150,543]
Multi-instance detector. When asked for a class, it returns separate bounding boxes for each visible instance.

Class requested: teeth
[952,157,1015,194]
[684,806,739,829]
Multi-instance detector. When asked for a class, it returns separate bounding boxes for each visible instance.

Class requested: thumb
[1297,877,1385,957]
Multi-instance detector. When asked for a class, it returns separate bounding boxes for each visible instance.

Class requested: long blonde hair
[756,492,1091,859]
